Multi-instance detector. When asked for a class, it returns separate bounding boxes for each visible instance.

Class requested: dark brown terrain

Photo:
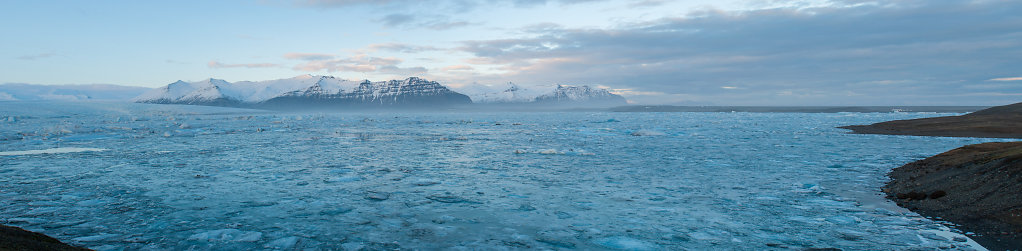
[0,224,90,251]
[885,142,1022,250]
[840,102,1022,138]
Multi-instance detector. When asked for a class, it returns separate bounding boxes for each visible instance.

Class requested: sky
[1,0,1020,105]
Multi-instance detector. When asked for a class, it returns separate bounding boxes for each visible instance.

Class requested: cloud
[374,14,478,30]
[366,43,442,53]
[990,77,1022,81]
[291,0,599,29]
[283,52,336,61]
[378,14,416,26]
[294,0,425,8]
[628,0,667,8]
[426,20,474,30]
[207,61,279,69]
[17,53,56,60]
[453,0,1022,105]
[292,0,608,9]
[292,54,427,76]
[378,65,428,75]
[441,65,474,71]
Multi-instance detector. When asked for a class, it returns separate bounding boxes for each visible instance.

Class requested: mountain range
[132,75,627,109]
[0,83,150,101]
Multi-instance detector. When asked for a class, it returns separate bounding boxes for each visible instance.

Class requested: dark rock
[0,224,92,251]
[885,141,1022,250]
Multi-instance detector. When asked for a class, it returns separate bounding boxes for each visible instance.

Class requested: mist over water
[0,102,1003,250]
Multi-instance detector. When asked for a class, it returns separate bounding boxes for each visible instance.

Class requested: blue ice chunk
[593,236,660,251]
[266,236,300,249]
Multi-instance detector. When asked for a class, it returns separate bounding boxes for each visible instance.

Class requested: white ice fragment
[539,149,560,155]
[266,236,300,249]
[0,148,108,156]
[163,132,172,137]
[72,233,120,242]
[6,217,47,224]
[592,236,659,251]
[188,229,263,242]
[630,129,665,136]
[920,229,988,251]
[412,179,440,186]
[24,207,61,215]
[89,245,119,251]
[327,176,361,183]
[513,149,527,154]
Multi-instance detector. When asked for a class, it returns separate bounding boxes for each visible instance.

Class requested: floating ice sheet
[0,147,108,156]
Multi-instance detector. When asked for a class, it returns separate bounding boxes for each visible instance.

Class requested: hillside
[839,102,1022,138]
[885,142,1022,250]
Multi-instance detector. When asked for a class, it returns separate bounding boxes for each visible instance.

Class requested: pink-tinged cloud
[366,43,442,53]
[440,65,473,71]
[990,77,1022,81]
[291,54,423,74]
[283,53,336,61]
[208,60,278,69]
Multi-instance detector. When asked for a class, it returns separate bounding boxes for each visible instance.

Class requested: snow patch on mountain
[132,76,360,104]
[0,83,150,101]
[135,76,625,108]
[134,76,470,107]
[453,83,626,106]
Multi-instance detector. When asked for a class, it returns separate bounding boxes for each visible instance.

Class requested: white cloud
[990,77,1022,81]
[283,53,336,61]
[208,61,279,69]
[292,54,427,76]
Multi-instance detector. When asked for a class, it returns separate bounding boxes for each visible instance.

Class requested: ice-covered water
[0,102,1005,250]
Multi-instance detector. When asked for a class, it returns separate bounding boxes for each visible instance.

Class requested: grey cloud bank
[453,0,1022,105]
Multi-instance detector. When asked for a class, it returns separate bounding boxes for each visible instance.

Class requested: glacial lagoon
[0,102,1002,250]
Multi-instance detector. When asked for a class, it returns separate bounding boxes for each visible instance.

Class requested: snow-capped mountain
[0,83,149,101]
[135,75,627,109]
[453,83,627,107]
[133,75,470,108]
[260,77,472,108]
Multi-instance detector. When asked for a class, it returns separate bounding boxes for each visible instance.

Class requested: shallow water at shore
[0,102,1006,250]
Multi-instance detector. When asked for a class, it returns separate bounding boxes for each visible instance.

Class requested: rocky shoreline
[884,141,1022,250]
[839,102,1022,138]
[0,224,91,250]
[841,101,1022,250]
